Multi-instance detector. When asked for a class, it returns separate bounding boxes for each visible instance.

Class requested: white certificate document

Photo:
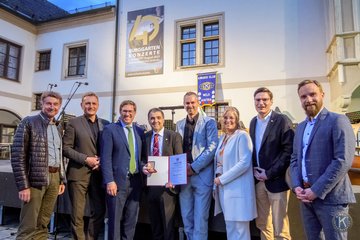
[147,153,187,186]
[169,153,187,185]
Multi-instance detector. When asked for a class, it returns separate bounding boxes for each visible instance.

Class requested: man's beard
[304,104,320,118]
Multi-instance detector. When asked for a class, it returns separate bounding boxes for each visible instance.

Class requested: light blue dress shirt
[47,122,61,167]
[301,109,323,182]
[150,127,164,156]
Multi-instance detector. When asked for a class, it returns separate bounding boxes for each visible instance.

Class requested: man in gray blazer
[290,80,356,240]
[143,108,183,240]
[176,92,218,240]
[63,92,109,240]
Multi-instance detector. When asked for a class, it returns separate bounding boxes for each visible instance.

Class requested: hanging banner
[125,6,164,77]
[197,72,216,106]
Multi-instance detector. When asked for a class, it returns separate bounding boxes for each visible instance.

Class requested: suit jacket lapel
[146,132,152,156]
[193,114,205,147]
[260,112,276,150]
[98,118,105,131]
[249,118,257,166]
[306,108,328,151]
[162,129,170,155]
[249,118,256,143]
[177,119,186,137]
[296,122,306,160]
[133,123,142,155]
[116,122,130,154]
[80,116,96,146]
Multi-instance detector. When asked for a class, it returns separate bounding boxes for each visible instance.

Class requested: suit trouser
[147,186,177,240]
[106,173,142,240]
[179,176,212,240]
[219,186,251,240]
[300,200,349,240]
[68,171,106,240]
[16,172,60,240]
[255,181,291,240]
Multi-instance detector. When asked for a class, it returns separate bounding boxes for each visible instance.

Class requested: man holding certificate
[176,92,218,240]
[142,108,183,240]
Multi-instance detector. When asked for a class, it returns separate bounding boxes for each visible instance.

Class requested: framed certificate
[147,153,187,186]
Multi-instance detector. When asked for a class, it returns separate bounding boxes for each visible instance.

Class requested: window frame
[32,93,42,111]
[0,38,22,82]
[62,41,88,80]
[175,13,224,70]
[202,102,229,135]
[35,50,51,71]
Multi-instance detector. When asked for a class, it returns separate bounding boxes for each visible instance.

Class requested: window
[62,41,88,79]
[203,22,219,64]
[181,26,196,66]
[176,13,224,69]
[0,125,16,160]
[68,46,86,76]
[0,109,20,160]
[0,38,21,81]
[36,50,51,71]
[341,0,354,32]
[32,93,42,111]
[203,102,229,135]
[0,125,16,144]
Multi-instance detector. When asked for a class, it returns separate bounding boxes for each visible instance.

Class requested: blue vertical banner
[197,72,216,106]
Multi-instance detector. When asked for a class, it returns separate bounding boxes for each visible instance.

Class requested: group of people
[10,79,355,240]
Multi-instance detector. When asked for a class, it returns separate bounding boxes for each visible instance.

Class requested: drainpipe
[112,0,120,122]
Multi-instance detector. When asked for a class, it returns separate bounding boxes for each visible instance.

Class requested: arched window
[0,109,21,160]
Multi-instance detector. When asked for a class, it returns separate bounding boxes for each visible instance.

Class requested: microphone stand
[56,82,82,123]
[54,82,83,239]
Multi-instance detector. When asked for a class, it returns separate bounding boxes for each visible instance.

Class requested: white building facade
[1,0,359,148]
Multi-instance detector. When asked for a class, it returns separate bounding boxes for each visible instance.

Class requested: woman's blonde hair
[221,106,244,132]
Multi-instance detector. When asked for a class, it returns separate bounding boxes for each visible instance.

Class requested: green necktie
[126,126,136,173]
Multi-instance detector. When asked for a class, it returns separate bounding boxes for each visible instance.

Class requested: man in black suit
[142,108,183,240]
[63,92,109,240]
[249,87,294,240]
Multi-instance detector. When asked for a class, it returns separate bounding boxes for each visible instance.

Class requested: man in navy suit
[290,80,356,240]
[249,87,294,240]
[100,100,145,240]
[142,108,183,240]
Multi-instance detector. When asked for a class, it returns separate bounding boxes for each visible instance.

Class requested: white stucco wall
[0,18,36,118]
[33,19,116,120]
[115,0,329,126]
[1,0,331,127]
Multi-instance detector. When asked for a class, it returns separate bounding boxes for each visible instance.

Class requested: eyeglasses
[255,98,270,103]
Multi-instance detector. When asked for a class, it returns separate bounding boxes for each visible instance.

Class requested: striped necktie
[153,133,159,156]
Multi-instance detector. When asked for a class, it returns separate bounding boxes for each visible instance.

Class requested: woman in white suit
[213,107,257,240]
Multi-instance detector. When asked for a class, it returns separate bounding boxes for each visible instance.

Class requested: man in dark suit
[142,108,183,240]
[100,100,145,240]
[249,87,294,240]
[290,80,356,240]
[63,92,109,240]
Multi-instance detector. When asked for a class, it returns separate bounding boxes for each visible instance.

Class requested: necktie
[153,133,159,156]
[126,126,136,173]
